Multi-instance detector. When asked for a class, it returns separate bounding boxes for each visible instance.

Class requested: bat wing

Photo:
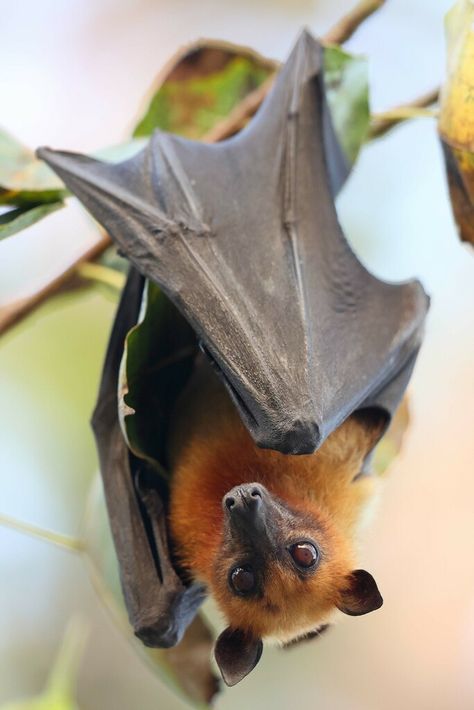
[38,29,429,455]
[92,267,205,647]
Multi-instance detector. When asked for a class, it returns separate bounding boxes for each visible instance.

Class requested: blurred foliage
[0,202,63,241]
[0,132,147,240]
[134,43,275,139]
[323,44,369,164]
[133,39,369,165]
[83,477,218,706]
[439,0,474,245]
[0,129,66,205]
[0,619,87,710]
[0,129,65,238]
[373,398,410,475]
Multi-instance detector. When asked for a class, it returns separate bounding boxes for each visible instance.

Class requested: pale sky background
[1,1,474,709]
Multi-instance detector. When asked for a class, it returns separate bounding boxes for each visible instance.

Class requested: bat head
[211,482,382,685]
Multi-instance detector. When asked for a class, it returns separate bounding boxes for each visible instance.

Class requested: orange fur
[168,363,382,642]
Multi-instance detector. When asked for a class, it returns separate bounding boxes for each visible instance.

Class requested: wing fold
[38,29,429,454]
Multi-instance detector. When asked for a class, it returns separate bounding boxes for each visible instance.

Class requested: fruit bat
[37,30,429,686]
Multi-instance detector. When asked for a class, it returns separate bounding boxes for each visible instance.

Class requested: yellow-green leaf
[0,129,66,207]
[439,0,474,244]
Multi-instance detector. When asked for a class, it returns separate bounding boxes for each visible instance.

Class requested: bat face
[209,482,374,642]
[205,479,383,685]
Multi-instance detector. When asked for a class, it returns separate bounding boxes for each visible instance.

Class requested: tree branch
[369,87,439,139]
[0,511,85,552]
[76,261,126,291]
[324,0,387,46]
[203,75,275,143]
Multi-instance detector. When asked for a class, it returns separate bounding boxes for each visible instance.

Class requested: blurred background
[1,0,474,708]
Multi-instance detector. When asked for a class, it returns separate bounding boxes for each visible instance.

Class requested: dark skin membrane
[90,268,208,649]
[36,29,428,687]
[37,29,428,457]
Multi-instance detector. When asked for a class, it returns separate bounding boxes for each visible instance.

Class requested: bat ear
[214,627,263,686]
[336,569,383,617]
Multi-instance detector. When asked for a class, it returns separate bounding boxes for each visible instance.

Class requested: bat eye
[230,566,256,595]
[289,542,319,570]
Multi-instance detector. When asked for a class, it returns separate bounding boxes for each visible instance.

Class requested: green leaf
[119,281,198,468]
[0,202,63,240]
[0,129,66,206]
[323,44,370,165]
[134,42,275,139]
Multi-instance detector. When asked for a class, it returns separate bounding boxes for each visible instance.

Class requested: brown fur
[168,362,383,643]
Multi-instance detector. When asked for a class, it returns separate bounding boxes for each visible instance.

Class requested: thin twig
[324,0,386,45]
[0,501,128,637]
[373,106,438,121]
[0,512,85,552]
[76,261,126,291]
[370,87,439,139]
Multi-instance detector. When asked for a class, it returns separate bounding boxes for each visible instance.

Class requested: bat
[167,352,391,686]
[37,29,429,686]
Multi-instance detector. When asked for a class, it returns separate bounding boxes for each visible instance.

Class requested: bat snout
[223,483,265,514]
[222,482,278,557]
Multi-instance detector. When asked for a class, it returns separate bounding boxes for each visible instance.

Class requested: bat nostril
[225,496,236,511]
[223,484,266,513]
